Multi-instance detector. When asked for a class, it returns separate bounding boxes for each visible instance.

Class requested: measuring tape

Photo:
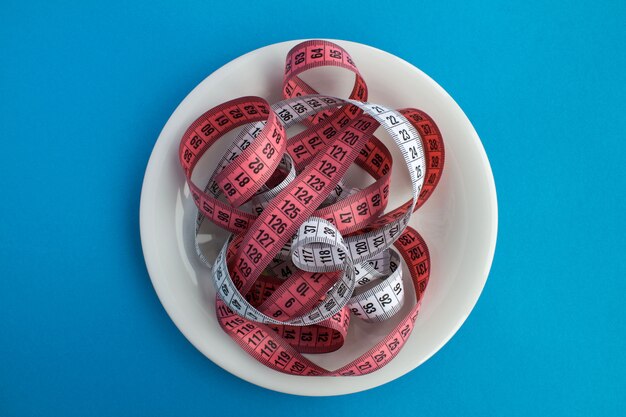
[179,40,444,375]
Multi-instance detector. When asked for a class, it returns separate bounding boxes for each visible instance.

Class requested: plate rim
[139,38,498,396]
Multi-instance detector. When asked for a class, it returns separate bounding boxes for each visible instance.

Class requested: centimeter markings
[210,96,425,326]
[215,226,430,376]
[299,100,427,268]
[292,218,406,323]
[227,96,381,299]
[192,94,391,238]
[179,39,445,376]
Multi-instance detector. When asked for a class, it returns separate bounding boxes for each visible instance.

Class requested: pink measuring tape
[179,40,444,376]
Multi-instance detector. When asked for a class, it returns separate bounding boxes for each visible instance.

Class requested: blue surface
[1,0,625,415]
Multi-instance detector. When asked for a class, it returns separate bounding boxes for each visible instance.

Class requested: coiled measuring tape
[179,40,444,376]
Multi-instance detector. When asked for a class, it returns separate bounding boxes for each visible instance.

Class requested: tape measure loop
[180,40,445,376]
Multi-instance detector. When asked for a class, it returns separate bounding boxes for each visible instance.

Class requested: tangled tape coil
[179,40,444,376]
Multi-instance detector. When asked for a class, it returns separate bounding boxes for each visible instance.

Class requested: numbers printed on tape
[179,40,444,376]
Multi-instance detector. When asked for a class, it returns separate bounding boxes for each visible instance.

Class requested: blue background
[1,0,625,415]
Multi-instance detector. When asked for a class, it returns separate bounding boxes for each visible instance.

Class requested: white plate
[140,39,497,396]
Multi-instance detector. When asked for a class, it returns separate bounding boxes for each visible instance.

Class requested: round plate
[140,39,497,396]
